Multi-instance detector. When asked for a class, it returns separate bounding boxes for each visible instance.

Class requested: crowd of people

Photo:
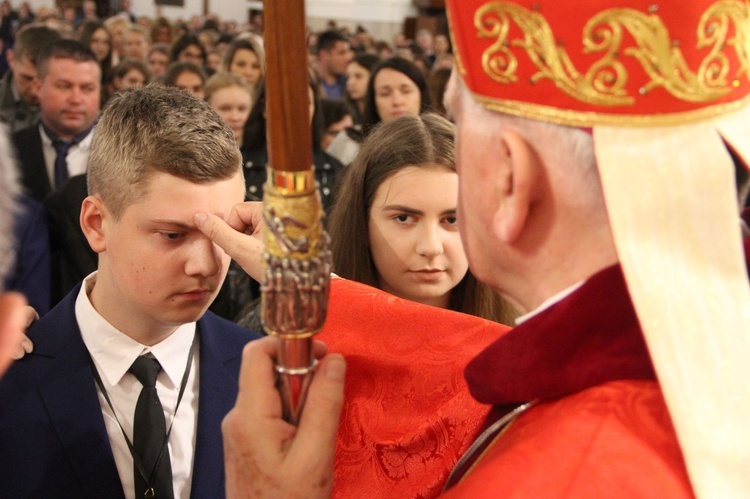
[0,0,465,323]
[0,0,749,498]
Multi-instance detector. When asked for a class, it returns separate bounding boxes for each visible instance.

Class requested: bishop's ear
[79,195,107,253]
[492,129,540,243]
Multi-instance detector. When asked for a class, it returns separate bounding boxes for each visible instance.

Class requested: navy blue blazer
[0,283,262,498]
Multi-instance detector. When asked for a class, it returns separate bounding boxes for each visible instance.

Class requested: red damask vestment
[319,278,507,498]
[445,265,693,497]
[321,265,694,497]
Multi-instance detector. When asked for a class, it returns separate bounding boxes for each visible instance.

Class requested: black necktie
[129,356,174,499]
[51,138,72,189]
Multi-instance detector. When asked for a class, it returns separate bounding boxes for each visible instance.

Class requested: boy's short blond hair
[87,84,242,219]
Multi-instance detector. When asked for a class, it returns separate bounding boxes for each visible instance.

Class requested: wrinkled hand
[223,337,346,499]
[195,201,265,281]
[0,293,28,377]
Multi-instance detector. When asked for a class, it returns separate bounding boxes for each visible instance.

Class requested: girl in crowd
[241,77,342,211]
[361,56,431,134]
[170,33,206,67]
[103,15,130,66]
[205,72,253,149]
[150,16,174,45]
[345,52,380,125]
[328,56,431,165]
[222,37,265,89]
[110,58,151,93]
[122,25,150,61]
[147,43,170,78]
[320,98,353,151]
[328,113,514,323]
[163,61,207,99]
[79,20,112,76]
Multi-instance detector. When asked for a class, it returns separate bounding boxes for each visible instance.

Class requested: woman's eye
[444,216,458,225]
[394,214,411,223]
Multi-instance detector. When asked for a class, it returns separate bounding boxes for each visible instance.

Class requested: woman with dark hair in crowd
[241,77,342,211]
[170,33,206,67]
[79,20,113,79]
[361,56,431,134]
[319,98,354,151]
[110,57,150,93]
[328,113,514,323]
[345,52,379,124]
[162,61,207,99]
[328,56,431,166]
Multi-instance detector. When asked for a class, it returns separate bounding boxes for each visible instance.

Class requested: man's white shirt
[75,272,199,499]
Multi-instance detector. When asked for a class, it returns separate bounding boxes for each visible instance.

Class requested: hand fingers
[195,211,265,279]
[0,292,28,377]
[21,306,37,328]
[291,353,346,458]
[235,337,284,420]
[226,201,265,236]
[11,334,33,359]
[195,211,248,260]
[312,339,329,359]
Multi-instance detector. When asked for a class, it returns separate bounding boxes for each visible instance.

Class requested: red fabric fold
[319,278,509,498]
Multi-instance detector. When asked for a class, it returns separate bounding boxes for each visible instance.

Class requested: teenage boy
[0,85,261,499]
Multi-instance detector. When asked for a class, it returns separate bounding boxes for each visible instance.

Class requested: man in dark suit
[0,24,61,134]
[0,85,261,498]
[12,39,101,202]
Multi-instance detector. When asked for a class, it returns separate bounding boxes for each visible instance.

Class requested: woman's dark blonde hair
[328,113,515,324]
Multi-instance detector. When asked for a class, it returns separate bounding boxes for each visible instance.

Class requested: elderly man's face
[443,71,502,287]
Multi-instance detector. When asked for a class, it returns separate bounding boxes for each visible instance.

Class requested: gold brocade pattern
[475,0,750,106]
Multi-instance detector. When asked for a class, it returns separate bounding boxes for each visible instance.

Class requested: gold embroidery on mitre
[475,0,750,106]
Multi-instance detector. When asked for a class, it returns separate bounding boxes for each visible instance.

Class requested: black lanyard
[89,332,197,495]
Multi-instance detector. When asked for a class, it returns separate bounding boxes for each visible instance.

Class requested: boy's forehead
[129,171,242,210]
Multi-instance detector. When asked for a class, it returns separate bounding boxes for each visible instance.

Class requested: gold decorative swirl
[697,0,750,85]
[474,0,749,106]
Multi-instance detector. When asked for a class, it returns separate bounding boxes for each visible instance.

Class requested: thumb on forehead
[194,211,265,281]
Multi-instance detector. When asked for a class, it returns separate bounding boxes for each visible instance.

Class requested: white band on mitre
[595,108,750,498]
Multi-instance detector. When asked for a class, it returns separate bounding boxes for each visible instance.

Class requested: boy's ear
[491,129,540,243]
[80,195,108,254]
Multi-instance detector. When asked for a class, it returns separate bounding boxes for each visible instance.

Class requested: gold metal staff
[262,0,332,425]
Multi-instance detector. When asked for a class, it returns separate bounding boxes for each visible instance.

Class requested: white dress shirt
[39,123,93,183]
[514,280,585,325]
[76,272,200,499]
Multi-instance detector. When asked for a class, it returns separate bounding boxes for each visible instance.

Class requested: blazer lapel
[15,126,52,202]
[190,318,242,498]
[37,297,125,499]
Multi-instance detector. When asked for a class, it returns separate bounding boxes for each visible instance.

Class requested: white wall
[21,0,415,37]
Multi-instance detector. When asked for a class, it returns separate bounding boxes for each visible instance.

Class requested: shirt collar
[40,123,95,151]
[514,280,585,325]
[76,272,197,388]
[464,264,656,407]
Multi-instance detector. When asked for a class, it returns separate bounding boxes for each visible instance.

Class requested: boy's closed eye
[160,231,185,241]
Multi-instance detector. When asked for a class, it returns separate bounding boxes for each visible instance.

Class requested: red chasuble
[318,278,508,498]
[444,265,693,497]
